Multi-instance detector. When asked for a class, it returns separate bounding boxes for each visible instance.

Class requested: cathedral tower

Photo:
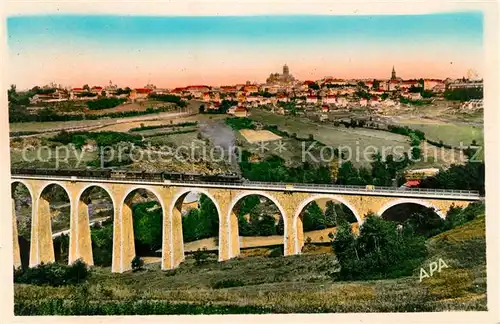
[283,64,290,76]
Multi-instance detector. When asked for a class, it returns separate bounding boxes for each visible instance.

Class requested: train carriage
[12,167,246,184]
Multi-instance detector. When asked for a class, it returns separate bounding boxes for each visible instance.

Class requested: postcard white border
[0,1,498,323]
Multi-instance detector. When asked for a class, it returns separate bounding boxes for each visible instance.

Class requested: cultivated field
[10,143,97,169]
[10,119,107,133]
[234,130,318,165]
[239,129,282,143]
[251,110,459,168]
[394,117,483,147]
[86,102,175,115]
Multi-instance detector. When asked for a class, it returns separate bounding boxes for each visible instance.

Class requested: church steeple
[391,66,397,80]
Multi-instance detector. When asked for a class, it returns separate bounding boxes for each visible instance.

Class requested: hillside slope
[15,216,487,314]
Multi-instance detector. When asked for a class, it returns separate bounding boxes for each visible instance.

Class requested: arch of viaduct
[11,177,479,273]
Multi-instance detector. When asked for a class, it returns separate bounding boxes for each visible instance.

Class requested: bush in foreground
[14,259,90,286]
[332,215,427,280]
[193,248,210,266]
[131,256,144,272]
[212,278,245,289]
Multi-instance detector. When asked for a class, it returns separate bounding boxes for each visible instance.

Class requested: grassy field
[9,99,205,133]
[97,115,201,132]
[250,110,411,161]
[10,119,108,133]
[235,129,318,165]
[249,110,465,168]
[14,215,486,314]
[9,112,189,133]
[394,118,483,147]
[10,144,97,169]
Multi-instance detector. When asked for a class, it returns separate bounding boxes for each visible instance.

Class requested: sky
[7,12,483,89]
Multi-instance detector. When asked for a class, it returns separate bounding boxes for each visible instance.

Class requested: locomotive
[10,167,244,184]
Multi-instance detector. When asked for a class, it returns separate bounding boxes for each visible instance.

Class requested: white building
[306,96,318,104]
[323,95,336,104]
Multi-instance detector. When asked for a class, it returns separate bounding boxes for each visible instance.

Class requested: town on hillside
[21,64,483,118]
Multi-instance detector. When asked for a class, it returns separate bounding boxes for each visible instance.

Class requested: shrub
[87,98,126,110]
[14,259,90,286]
[193,248,210,266]
[50,130,142,148]
[225,117,256,130]
[131,256,144,272]
[66,259,89,282]
[402,206,446,238]
[212,278,245,289]
[142,129,196,138]
[129,121,197,132]
[148,94,187,107]
[443,202,485,230]
[332,215,427,280]
[269,246,283,258]
[90,222,114,267]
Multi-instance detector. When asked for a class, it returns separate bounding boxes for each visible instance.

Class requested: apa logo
[419,258,449,282]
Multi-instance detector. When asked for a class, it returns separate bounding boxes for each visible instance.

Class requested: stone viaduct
[11,174,481,273]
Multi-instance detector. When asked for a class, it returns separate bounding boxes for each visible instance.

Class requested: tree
[332,220,358,269]
[444,88,483,101]
[83,84,90,91]
[411,146,422,161]
[276,216,284,235]
[257,214,278,236]
[238,195,261,218]
[337,161,357,185]
[372,79,380,90]
[199,194,219,237]
[330,158,340,182]
[308,82,320,90]
[302,201,325,231]
[358,167,372,185]
[332,214,427,280]
[91,221,114,266]
[8,84,17,102]
[421,90,434,98]
[238,214,255,236]
[403,207,446,238]
[324,201,338,227]
[182,209,200,242]
[371,152,390,186]
[219,99,237,114]
[132,201,163,253]
[408,85,423,93]
[419,162,485,195]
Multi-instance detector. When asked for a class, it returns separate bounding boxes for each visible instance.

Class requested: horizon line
[15,74,478,90]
